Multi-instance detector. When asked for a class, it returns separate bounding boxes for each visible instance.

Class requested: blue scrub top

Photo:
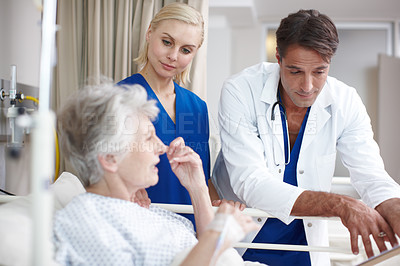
[118,74,210,226]
[243,101,312,265]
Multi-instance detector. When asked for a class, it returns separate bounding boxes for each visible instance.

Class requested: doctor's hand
[167,137,206,190]
[338,196,397,258]
[375,198,400,241]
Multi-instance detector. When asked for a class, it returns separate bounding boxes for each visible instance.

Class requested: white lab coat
[212,62,400,265]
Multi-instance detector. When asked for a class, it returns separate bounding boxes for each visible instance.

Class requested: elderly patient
[53,82,260,265]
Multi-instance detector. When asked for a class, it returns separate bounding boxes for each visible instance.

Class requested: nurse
[118,3,217,224]
[213,9,400,265]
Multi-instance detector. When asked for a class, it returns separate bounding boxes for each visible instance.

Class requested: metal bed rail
[152,203,352,254]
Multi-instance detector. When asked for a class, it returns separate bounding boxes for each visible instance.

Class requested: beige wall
[0,0,41,87]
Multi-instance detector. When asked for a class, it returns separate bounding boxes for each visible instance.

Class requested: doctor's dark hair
[57,81,159,187]
[276,9,339,63]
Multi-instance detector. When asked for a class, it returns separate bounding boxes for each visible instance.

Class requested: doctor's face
[277,44,330,108]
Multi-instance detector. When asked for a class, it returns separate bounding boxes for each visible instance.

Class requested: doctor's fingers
[348,216,394,258]
[364,212,397,255]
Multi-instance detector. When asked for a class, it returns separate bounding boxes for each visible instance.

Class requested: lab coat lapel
[301,83,333,152]
[260,62,280,131]
[260,64,285,158]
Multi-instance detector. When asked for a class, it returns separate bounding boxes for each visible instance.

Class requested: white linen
[0,172,84,266]
[213,62,400,265]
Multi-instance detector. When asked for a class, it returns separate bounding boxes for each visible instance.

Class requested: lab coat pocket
[316,153,336,191]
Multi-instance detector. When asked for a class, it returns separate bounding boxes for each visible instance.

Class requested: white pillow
[0,172,85,266]
[51,172,86,210]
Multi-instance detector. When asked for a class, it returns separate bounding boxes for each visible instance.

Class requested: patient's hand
[212,199,246,211]
[218,202,259,238]
[131,188,151,208]
[167,137,206,190]
[207,202,260,249]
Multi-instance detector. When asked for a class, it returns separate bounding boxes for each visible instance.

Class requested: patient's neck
[86,174,133,202]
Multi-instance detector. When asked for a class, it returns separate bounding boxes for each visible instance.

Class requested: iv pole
[31,0,57,265]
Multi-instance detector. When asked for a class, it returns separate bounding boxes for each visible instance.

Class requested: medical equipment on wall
[0,65,31,151]
[0,65,60,177]
[270,93,291,166]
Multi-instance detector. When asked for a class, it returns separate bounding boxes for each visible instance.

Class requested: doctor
[212,9,400,265]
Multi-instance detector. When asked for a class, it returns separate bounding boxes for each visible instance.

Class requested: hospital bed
[2,0,398,265]
[2,172,399,266]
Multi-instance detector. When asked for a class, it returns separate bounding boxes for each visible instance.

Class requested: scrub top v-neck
[118,74,210,226]
[243,101,312,266]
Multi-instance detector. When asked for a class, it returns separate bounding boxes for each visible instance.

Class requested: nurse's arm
[291,190,398,258]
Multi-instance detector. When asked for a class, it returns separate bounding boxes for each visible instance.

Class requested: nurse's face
[146,19,202,80]
[277,44,330,108]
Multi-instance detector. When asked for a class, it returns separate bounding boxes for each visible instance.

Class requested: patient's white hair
[58,82,159,187]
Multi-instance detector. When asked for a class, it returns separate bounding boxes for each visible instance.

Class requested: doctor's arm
[375,198,400,240]
[332,87,400,257]
[291,190,397,258]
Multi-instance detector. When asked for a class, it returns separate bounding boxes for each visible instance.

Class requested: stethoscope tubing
[271,99,291,166]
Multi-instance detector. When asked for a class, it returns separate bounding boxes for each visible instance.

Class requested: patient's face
[117,115,166,191]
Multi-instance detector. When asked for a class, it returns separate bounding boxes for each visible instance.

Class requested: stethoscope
[270,91,291,167]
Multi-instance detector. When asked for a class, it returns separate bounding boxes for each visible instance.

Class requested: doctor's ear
[98,154,118,173]
[275,48,281,64]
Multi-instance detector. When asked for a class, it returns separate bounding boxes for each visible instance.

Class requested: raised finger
[167,137,185,156]
[170,150,199,164]
[173,146,197,159]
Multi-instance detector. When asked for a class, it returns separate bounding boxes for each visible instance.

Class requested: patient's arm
[167,137,214,236]
[179,203,260,266]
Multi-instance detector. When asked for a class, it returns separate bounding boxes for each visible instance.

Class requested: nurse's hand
[131,188,151,208]
[338,196,397,258]
[212,199,246,211]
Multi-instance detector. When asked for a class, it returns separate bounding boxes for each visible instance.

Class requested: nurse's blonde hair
[135,2,204,85]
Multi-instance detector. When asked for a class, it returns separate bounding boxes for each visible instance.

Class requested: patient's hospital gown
[53,193,197,265]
